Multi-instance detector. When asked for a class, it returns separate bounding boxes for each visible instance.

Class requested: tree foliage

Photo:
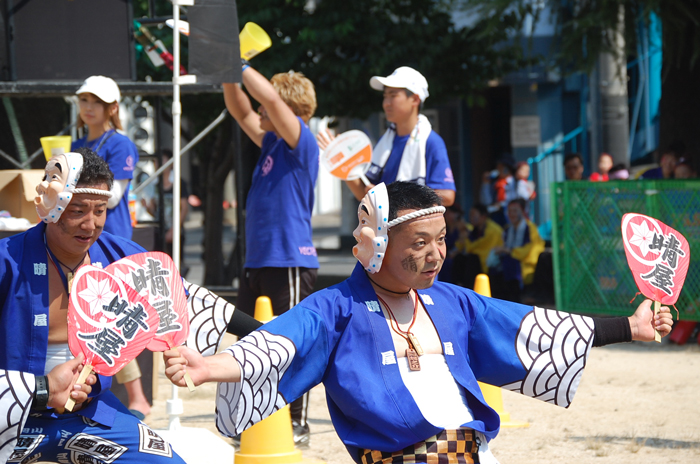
[459,0,700,76]
[237,0,537,117]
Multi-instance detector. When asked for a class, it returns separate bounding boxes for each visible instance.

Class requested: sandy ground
[147,336,700,464]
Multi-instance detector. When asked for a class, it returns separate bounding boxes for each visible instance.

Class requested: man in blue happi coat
[165,182,673,464]
[0,149,188,464]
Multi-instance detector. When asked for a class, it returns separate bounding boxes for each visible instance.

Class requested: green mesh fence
[551,180,700,321]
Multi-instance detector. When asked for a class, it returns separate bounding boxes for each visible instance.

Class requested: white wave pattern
[215,331,296,437]
[0,370,35,464]
[501,307,594,408]
[184,282,235,356]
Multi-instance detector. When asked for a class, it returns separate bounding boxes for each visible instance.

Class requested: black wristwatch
[32,375,49,410]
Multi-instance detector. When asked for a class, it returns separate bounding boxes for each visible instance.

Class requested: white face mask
[34,152,113,223]
[353,183,390,274]
[35,153,84,223]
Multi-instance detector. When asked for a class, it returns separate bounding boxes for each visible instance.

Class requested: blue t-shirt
[365,130,455,190]
[245,118,319,269]
[73,131,139,239]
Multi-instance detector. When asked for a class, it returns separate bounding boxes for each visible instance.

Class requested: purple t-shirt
[244,118,319,269]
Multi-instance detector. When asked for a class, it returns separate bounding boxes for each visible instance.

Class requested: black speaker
[188,0,240,85]
[3,0,135,81]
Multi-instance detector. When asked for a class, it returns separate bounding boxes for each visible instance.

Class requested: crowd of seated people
[442,143,696,304]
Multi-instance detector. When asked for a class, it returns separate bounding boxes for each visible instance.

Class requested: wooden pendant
[408,333,424,356]
[406,348,421,371]
[66,272,74,295]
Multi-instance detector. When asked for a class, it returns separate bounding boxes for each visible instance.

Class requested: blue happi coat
[216,263,595,461]
[0,224,146,454]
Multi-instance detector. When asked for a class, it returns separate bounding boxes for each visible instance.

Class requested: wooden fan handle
[653,301,662,343]
[64,364,93,411]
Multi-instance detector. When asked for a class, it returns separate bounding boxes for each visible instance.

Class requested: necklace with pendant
[377,291,424,371]
[44,234,87,295]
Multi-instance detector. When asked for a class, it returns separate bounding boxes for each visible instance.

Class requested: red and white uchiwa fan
[107,252,194,390]
[67,265,160,410]
[621,213,691,342]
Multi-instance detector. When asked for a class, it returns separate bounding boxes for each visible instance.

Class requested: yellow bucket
[239,22,271,60]
[40,136,72,161]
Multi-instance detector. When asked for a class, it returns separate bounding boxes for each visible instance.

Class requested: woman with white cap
[72,75,139,240]
[71,75,146,418]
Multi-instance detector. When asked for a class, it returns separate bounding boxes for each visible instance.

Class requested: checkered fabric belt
[360,429,480,464]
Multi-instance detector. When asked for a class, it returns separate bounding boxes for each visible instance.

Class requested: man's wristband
[592,316,632,347]
[241,58,251,72]
[32,375,50,410]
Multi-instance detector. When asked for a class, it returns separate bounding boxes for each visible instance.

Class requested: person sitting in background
[514,161,536,201]
[640,142,684,179]
[589,153,613,181]
[480,155,517,226]
[608,163,630,180]
[489,199,544,302]
[437,203,467,284]
[451,203,503,289]
[564,153,584,180]
[674,158,697,179]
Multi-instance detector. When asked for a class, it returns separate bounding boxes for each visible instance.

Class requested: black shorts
[236,267,318,317]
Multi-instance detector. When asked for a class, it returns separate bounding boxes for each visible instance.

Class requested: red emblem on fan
[621,213,690,305]
[68,265,159,376]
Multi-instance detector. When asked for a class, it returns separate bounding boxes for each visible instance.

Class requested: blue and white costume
[216,262,595,461]
[0,223,182,464]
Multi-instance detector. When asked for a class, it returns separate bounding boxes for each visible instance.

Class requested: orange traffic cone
[235,297,325,464]
[473,274,529,428]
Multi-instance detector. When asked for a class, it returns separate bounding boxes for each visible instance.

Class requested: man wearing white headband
[0,148,191,463]
[318,66,456,206]
[164,182,673,464]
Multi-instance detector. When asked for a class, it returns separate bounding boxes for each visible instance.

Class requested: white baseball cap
[76,75,121,104]
[370,66,429,102]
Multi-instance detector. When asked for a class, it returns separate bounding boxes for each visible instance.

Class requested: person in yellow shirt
[490,199,545,302]
[451,203,504,288]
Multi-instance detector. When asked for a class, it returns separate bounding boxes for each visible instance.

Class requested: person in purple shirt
[318,67,456,206]
[223,62,319,446]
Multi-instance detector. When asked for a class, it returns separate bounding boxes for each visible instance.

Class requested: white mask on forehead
[353,182,446,274]
[34,152,112,223]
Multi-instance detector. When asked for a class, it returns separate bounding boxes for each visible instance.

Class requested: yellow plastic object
[473,274,530,428]
[236,406,303,464]
[254,296,274,323]
[40,136,72,161]
[240,22,272,60]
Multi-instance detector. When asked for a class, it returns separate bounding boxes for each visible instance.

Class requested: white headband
[37,152,112,223]
[356,183,446,274]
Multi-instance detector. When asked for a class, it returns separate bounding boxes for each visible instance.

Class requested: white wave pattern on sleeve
[501,307,594,408]
[0,370,35,464]
[215,330,296,437]
[184,281,235,356]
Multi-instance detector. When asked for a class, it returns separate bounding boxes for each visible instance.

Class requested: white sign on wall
[510,116,541,148]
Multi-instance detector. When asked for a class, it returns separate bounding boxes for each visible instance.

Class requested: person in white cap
[164,181,672,464]
[318,66,456,206]
[72,75,139,240]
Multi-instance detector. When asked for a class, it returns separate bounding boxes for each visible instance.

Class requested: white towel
[372,114,432,183]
